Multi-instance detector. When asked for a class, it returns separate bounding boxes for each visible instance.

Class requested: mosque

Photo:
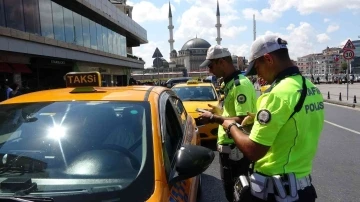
[167,0,223,77]
[132,0,226,80]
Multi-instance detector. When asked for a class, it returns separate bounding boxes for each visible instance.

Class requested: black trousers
[246,185,317,202]
[219,152,251,202]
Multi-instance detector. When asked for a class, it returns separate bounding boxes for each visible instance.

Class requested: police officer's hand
[222,119,236,129]
[207,104,223,115]
[241,112,256,126]
[198,110,213,124]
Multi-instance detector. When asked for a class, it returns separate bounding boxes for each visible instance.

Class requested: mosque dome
[181,38,211,51]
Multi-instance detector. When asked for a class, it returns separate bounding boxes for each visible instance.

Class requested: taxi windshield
[0,101,154,200]
[172,86,217,101]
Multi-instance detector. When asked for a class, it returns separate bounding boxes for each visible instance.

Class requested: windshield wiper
[183,98,216,101]
[0,196,53,202]
[182,99,202,101]
[0,154,47,175]
[0,177,38,197]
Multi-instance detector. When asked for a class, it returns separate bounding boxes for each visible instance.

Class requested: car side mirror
[166,83,172,88]
[169,145,215,186]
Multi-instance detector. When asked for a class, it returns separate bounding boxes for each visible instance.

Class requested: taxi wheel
[197,174,202,200]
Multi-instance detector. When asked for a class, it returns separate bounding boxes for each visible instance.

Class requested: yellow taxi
[0,72,214,202]
[171,80,222,141]
[260,84,271,94]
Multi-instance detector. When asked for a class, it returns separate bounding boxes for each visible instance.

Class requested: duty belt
[267,175,312,193]
[217,144,235,154]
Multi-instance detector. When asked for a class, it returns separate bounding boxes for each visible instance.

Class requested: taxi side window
[169,97,187,131]
[164,99,184,171]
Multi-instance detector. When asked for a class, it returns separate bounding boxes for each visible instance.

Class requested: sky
[127,0,360,68]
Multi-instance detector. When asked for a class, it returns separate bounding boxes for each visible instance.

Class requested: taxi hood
[182,101,219,117]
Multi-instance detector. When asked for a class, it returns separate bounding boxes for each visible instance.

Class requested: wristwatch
[225,123,242,139]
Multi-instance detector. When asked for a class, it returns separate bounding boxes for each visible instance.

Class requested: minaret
[253,14,256,41]
[168,1,175,52]
[215,0,222,45]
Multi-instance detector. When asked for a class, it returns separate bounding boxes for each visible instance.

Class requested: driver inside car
[103,106,144,162]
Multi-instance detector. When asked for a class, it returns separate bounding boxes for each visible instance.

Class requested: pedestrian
[222,34,324,202]
[197,45,257,202]
[9,83,21,98]
[350,74,354,84]
[128,77,136,85]
[4,83,13,100]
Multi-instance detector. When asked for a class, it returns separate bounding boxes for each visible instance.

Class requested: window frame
[159,90,192,181]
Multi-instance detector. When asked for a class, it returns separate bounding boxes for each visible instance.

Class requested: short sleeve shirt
[218,72,257,145]
[250,73,325,178]
[6,88,13,99]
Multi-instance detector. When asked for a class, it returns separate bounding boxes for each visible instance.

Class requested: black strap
[288,76,307,120]
[223,70,241,84]
[264,66,307,119]
[234,74,241,86]
[265,66,301,93]
[249,67,307,174]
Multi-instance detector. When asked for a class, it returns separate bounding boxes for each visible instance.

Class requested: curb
[323,99,360,108]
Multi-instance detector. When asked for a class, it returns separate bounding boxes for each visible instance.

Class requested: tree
[341,62,348,73]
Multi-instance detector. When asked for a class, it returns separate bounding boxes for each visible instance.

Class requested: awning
[10,64,32,74]
[0,63,13,73]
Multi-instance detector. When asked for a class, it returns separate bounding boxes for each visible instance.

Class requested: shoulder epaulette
[234,74,241,86]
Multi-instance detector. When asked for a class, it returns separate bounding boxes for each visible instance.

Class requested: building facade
[297,47,347,75]
[351,40,360,73]
[0,0,147,90]
[235,56,248,71]
[353,40,360,57]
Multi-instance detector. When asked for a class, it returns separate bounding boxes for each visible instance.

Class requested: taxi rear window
[0,101,154,198]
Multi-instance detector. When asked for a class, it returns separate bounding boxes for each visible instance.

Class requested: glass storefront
[0,0,4,27]
[63,7,75,44]
[39,0,54,39]
[3,0,25,31]
[0,0,127,57]
[23,0,41,35]
[52,1,65,42]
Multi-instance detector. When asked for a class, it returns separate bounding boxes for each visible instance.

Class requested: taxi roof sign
[65,72,102,88]
[187,80,200,84]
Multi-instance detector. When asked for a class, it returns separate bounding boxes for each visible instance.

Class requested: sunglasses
[208,59,221,69]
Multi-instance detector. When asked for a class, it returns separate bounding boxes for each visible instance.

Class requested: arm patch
[257,109,271,125]
[237,94,247,104]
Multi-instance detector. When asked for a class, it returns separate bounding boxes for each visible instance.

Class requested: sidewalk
[253,83,360,108]
[316,83,360,108]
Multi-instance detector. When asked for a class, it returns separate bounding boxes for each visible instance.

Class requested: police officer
[222,34,324,201]
[198,45,257,202]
